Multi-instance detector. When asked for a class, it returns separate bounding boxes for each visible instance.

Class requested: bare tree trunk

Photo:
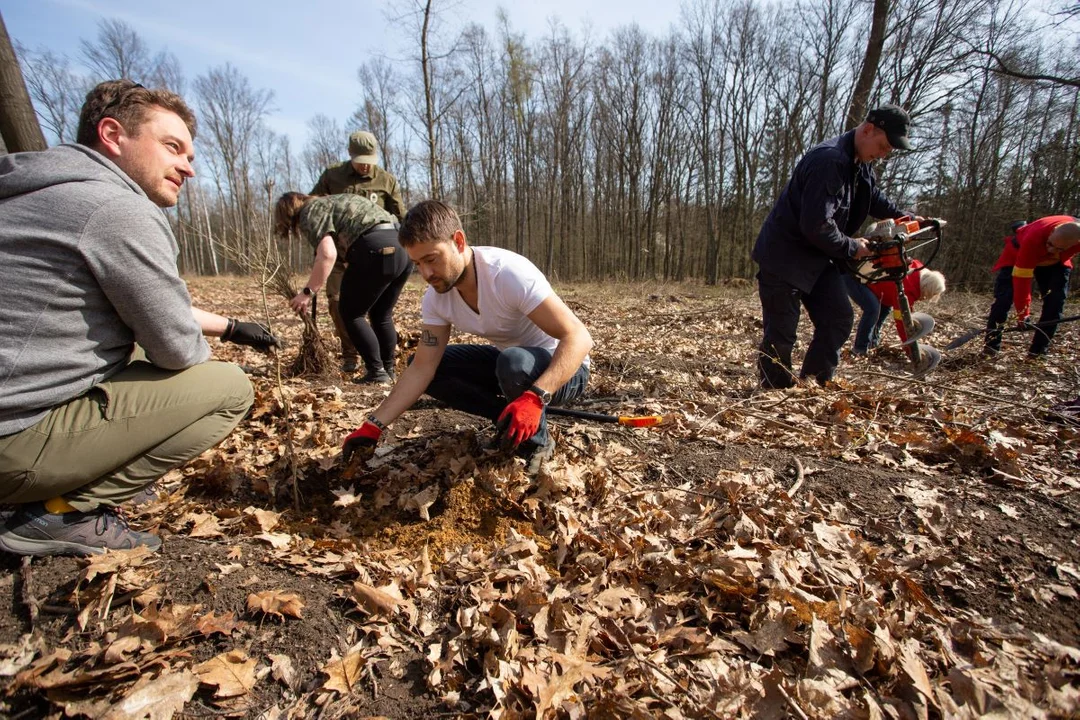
[420,0,439,195]
[845,0,889,129]
[0,11,46,153]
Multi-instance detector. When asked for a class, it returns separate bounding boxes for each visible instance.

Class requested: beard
[431,265,466,294]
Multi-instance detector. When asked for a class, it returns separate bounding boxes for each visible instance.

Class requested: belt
[365,222,396,234]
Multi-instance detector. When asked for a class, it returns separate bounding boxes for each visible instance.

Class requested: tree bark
[845,0,889,130]
[0,11,46,152]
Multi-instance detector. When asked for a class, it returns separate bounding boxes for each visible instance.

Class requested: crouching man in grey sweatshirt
[0,80,277,556]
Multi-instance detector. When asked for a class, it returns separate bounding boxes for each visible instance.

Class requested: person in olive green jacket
[310,131,405,373]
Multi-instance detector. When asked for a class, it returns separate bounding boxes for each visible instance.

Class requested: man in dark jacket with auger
[310,131,405,375]
[753,104,914,388]
[0,80,276,557]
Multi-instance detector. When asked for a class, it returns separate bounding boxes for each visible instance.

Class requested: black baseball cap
[866,104,912,150]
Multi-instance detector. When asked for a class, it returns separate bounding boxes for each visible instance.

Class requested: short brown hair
[274,192,314,237]
[76,79,197,147]
[398,200,462,247]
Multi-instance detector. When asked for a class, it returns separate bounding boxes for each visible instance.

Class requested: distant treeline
[15,1,1080,290]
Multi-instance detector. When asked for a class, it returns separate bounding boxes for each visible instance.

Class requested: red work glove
[342,421,382,464]
[496,391,545,447]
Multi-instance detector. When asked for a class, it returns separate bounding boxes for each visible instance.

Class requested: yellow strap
[1013,267,1035,278]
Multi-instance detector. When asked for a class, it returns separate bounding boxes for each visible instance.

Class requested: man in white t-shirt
[342,200,593,473]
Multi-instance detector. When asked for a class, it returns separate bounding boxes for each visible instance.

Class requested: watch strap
[529,385,552,405]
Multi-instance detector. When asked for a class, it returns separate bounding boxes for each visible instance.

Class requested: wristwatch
[302,287,313,296]
[529,385,552,406]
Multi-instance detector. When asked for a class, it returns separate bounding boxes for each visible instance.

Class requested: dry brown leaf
[350,581,401,616]
[268,653,298,691]
[254,531,292,549]
[188,512,225,538]
[194,650,258,698]
[247,590,305,620]
[100,669,199,720]
[321,651,365,694]
[195,610,244,637]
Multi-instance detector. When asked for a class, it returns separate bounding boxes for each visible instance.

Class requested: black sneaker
[341,359,360,373]
[353,369,392,385]
[0,502,162,557]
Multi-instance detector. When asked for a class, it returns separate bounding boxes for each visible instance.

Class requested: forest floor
[1,275,1078,719]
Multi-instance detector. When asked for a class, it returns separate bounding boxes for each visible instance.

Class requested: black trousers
[339,228,412,374]
[757,264,854,388]
[985,264,1071,355]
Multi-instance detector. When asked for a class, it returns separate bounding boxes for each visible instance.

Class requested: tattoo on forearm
[421,330,438,346]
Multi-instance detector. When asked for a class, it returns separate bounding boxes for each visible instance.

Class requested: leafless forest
[12,0,1080,288]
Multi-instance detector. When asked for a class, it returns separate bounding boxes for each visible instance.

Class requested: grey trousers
[0,360,253,511]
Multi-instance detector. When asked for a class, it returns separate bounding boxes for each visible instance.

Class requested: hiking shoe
[0,502,162,557]
[521,437,556,477]
[341,359,360,373]
[353,369,392,385]
[130,482,160,507]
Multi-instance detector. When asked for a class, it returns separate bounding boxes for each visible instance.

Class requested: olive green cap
[348,131,379,165]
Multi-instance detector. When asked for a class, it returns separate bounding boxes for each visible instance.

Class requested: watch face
[303,287,313,295]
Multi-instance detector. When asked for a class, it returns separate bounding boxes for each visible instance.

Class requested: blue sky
[2,0,682,151]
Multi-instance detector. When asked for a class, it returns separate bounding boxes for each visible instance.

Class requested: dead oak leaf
[405,485,439,521]
[79,546,156,585]
[244,507,282,532]
[268,653,298,691]
[247,590,304,620]
[254,532,292,549]
[99,668,199,720]
[321,651,365,695]
[350,581,402,617]
[194,650,257,698]
[188,512,224,538]
[332,484,361,508]
[195,611,244,637]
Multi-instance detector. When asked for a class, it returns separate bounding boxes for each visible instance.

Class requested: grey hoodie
[0,144,209,436]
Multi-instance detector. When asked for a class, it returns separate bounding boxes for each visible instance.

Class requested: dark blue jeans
[844,274,884,353]
[757,265,854,388]
[419,345,589,450]
[985,265,1071,354]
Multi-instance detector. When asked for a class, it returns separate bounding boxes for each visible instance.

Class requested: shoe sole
[0,533,162,557]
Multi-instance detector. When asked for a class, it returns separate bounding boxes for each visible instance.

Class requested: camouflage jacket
[310,163,405,219]
[297,195,396,260]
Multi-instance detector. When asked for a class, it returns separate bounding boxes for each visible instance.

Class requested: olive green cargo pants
[0,360,253,512]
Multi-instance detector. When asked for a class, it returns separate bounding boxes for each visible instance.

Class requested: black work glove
[221,318,279,351]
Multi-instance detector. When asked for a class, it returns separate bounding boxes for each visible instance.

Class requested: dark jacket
[753,130,904,293]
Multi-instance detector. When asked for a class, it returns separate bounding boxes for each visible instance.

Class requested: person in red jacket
[984,215,1080,356]
[864,260,946,350]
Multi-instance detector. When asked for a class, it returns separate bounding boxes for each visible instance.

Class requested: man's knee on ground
[190,361,254,416]
[494,347,539,395]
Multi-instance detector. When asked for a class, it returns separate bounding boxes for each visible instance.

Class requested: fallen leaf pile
[0,278,1076,718]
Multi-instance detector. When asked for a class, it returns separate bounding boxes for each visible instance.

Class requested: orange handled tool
[547,407,667,427]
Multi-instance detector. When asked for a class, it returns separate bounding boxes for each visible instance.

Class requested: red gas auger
[848,217,946,377]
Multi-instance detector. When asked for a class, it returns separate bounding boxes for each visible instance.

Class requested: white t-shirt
[421,246,557,352]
